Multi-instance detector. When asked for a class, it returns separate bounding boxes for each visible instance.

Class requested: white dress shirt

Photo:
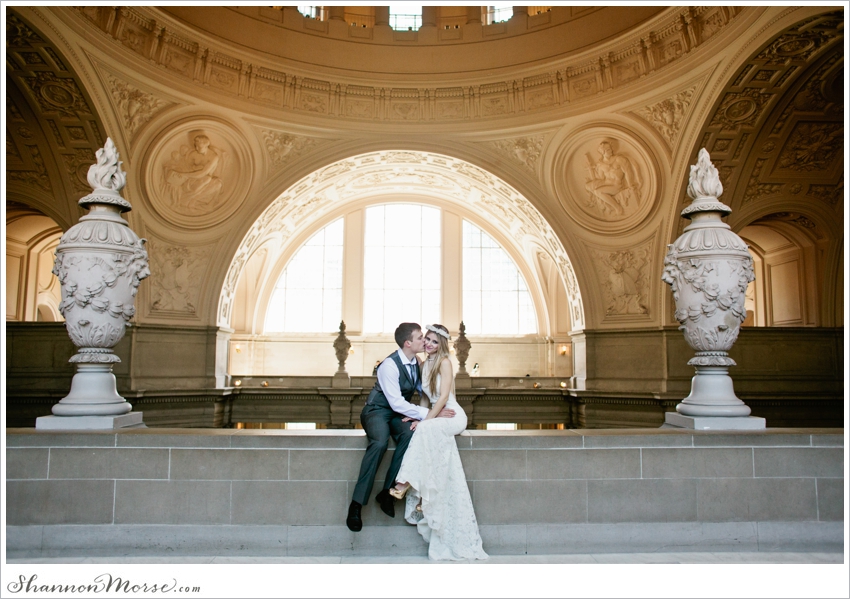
[376,349,428,420]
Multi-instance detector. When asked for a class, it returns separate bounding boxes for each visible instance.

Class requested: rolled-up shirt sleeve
[377,355,428,420]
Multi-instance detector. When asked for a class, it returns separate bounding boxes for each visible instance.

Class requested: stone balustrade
[6,428,843,558]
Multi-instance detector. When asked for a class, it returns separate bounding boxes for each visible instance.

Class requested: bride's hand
[436,408,455,418]
[408,421,418,431]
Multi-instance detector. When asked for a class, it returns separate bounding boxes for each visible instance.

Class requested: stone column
[37,139,149,430]
[375,6,390,27]
[422,6,437,28]
[466,6,482,24]
[661,149,765,430]
[327,6,345,21]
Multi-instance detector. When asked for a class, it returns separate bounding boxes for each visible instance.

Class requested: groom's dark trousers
[351,352,419,505]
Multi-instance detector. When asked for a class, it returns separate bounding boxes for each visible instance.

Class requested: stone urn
[41,138,150,426]
[661,149,757,421]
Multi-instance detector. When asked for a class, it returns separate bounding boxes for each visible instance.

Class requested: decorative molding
[61,148,97,194]
[691,10,843,219]
[104,72,173,141]
[147,239,213,315]
[632,86,695,149]
[480,134,545,175]
[7,10,107,202]
[143,119,253,229]
[591,240,653,317]
[64,5,745,124]
[218,150,585,331]
[7,143,52,191]
[775,121,842,173]
[554,127,657,235]
[259,128,321,169]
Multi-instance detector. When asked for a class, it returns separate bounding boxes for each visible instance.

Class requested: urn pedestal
[36,139,149,430]
[661,149,764,430]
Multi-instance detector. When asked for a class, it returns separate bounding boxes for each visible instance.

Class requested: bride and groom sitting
[346,322,488,560]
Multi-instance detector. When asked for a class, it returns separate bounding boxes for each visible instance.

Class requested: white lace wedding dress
[395,360,488,561]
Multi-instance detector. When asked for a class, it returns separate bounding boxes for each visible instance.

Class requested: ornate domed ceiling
[161,6,666,80]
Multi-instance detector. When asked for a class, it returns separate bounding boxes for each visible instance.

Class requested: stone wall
[6,428,843,557]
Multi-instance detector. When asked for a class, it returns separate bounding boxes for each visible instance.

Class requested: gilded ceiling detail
[6,12,106,206]
[687,11,843,228]
[104,72,174,143]
[70,6,741,123]
[259,129,322,170]
[480,135,546,175]
[632,86,696,150]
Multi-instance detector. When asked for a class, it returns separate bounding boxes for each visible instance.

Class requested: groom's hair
[394,323,421,348]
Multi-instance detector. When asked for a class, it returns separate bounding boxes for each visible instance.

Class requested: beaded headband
[425,325,451,341]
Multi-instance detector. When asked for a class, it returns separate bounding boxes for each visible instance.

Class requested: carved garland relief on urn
[554,128,657,235]
[144,119,252,229]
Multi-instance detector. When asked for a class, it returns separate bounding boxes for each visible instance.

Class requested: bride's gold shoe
[389,483,410,500]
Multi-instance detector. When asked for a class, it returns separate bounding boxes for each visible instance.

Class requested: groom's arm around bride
[346,322,454,532]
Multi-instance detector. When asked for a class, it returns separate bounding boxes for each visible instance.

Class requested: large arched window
[363,204,441,332]
[255,203,539,337]
[264,218,343,333]
[462,220,537,334]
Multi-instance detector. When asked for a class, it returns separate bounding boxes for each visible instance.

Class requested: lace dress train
[395,373,488,561]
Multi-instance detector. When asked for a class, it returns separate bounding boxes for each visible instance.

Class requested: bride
[389,324,488,561]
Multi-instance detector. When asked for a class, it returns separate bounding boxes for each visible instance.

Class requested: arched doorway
[218,150,585,377]
[5,202,63,322]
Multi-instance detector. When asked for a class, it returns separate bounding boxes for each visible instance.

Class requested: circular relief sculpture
[554,128,657,234]
[144,119,251,229]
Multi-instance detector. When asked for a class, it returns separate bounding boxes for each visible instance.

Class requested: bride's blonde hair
[425,324,452,398]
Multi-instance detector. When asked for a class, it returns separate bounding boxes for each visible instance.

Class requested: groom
[346,322,455,532]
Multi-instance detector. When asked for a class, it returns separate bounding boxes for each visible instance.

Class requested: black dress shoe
[346,501,362,532]
[376,489,395,518]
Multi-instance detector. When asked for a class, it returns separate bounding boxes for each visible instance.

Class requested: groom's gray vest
[365,352,419,410]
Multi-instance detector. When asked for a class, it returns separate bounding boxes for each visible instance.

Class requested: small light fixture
[533,382,541,389]
[234,379,242,387]
[559,345,568,355]
[559,381,567,388]
[235,344,242,353]
[261,381,269,387]
[349,348,355,355]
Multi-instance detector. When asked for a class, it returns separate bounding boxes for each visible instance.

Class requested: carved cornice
[62,6,746,124]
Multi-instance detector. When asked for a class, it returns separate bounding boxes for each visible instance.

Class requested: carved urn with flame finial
[37,139,150,429]
[661,149,764,428]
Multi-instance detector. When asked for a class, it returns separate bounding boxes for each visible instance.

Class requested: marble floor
[7,551,844,564]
